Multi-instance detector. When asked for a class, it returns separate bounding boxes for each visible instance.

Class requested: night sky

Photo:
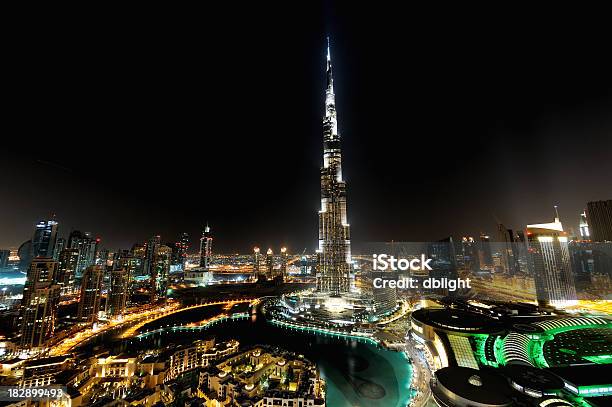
[2,3,611,253]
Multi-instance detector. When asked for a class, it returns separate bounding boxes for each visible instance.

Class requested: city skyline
[1,6,611,406]
[2,4,612,253]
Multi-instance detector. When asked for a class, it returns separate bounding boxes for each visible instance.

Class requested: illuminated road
[48,299,257,355]
[121,299,256,338]
[48,301,182,355]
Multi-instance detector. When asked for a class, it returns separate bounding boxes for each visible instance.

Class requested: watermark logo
[372,254,432,271]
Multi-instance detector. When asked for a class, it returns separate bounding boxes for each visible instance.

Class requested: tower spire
[317,36,351,296]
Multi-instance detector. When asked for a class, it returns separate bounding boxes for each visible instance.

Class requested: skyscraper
[109,268,129,317]
[18,258,61,351]
[460,237,480,272]
[498,224,520,275]
[57,248,79,296]
[526,217,577,307]
[478,233,493,269]
[266,248,274,278]
[253,247,261,274]
[579,210,590,240]
[143,235,161,278]
[174,232,189,270]
[53,237,65,261]
[153,245,172,299]
[68,230,98,275]
[317,38,352,296]
[280,247,288,279]
[586,200,612,242]
[31,219,58,259]
[77,265,104,323]
[199,224,212,269]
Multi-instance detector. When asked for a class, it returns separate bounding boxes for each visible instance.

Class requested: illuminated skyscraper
[57,248,79,296]
[78,265,104,323]
[266,248,274,277]
[280,247,288,279]
[174,232,189,270]
[18,258,61,350]
[460,237,480,272]
[53,237,65,261]
[498,224,520,275]
[153,244,172,298]
[579,210,590,240]
[109,268,129,317]
[68,230,98,275]
[199,224,212,269]
[143,235,161,278]
[31,219,58,259]
[586,200,612,242]
[478,233,493,269]
[317,38,352,296]
[526,216,577,307]
[130,243,146,277]
[253,247,261,274]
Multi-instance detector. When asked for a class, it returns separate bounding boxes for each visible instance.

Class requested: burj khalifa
[316,38,352,296]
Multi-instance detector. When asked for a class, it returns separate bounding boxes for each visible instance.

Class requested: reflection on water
[79,309,413,407]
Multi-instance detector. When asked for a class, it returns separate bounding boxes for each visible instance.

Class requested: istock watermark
[371,253,471,291]
[372,254,433,271]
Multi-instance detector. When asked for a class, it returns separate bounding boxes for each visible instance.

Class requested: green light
[493,336,506,365]
[583,354,612,364]
[529,339,549,368]
[578,384,612,396]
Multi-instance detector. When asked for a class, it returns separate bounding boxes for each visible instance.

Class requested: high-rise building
[130,244,146,277]
[68,231,98,275]
[478,233,493,269]
[95,248,110,266]
[174,232,189,270]
[266,248,274,277]
[586,200,612,242]
[460,237,480,272]
[109,268,129,317]
[253,247,261,274]
[143,235,161,279]
[18,258,61,351]
[427,238,458,296]
[53,237,65,261]
[153,245,172,299]
[119,256,139,285]
[579,210,590,240]
[498,224,520,275]
[526,216,577,307]
[199,225,212,269]
[57,248,79,296]
[316,38,352,296]
[31,219,58,259]
[280,247,288,279]
[77,265,104,323]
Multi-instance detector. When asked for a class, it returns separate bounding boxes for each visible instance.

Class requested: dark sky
[2,3,611,253]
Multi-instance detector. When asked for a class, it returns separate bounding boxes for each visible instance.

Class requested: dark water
[79,309,413,407]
